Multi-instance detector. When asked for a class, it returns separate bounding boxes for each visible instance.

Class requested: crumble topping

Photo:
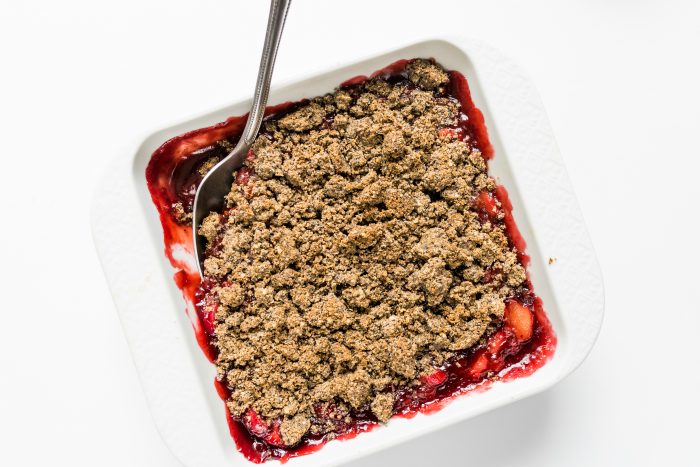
[198,60,526,446]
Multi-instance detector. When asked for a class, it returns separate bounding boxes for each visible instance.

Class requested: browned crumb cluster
[198,60,525,446]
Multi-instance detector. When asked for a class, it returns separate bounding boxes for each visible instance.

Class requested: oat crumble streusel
[197,60,526,447]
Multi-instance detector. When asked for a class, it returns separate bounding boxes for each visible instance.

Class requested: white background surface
[1,1,698,466]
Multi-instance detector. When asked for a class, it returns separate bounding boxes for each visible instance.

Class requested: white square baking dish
[91,37,604,466]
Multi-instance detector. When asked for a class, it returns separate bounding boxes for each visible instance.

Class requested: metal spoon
[192,0,291,277]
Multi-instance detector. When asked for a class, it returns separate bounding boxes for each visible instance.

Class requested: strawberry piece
[236,166,253,186]
[263,419,285,447]
[475,191,499,220]
[438,128,460,139]
[201,302,218,335]
[421,369,448,387]
[487,330,509,355]
[468,353,489,378]
[505,301,534,341]
[244,408,270,438]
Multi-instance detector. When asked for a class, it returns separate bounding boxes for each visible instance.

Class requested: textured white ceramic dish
[91,38,604,467]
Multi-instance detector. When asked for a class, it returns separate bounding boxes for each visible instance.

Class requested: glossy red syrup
[145,59,556,463]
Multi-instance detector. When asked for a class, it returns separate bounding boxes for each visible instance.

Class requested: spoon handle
[192,0,291,276]
[235,0,292,151]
